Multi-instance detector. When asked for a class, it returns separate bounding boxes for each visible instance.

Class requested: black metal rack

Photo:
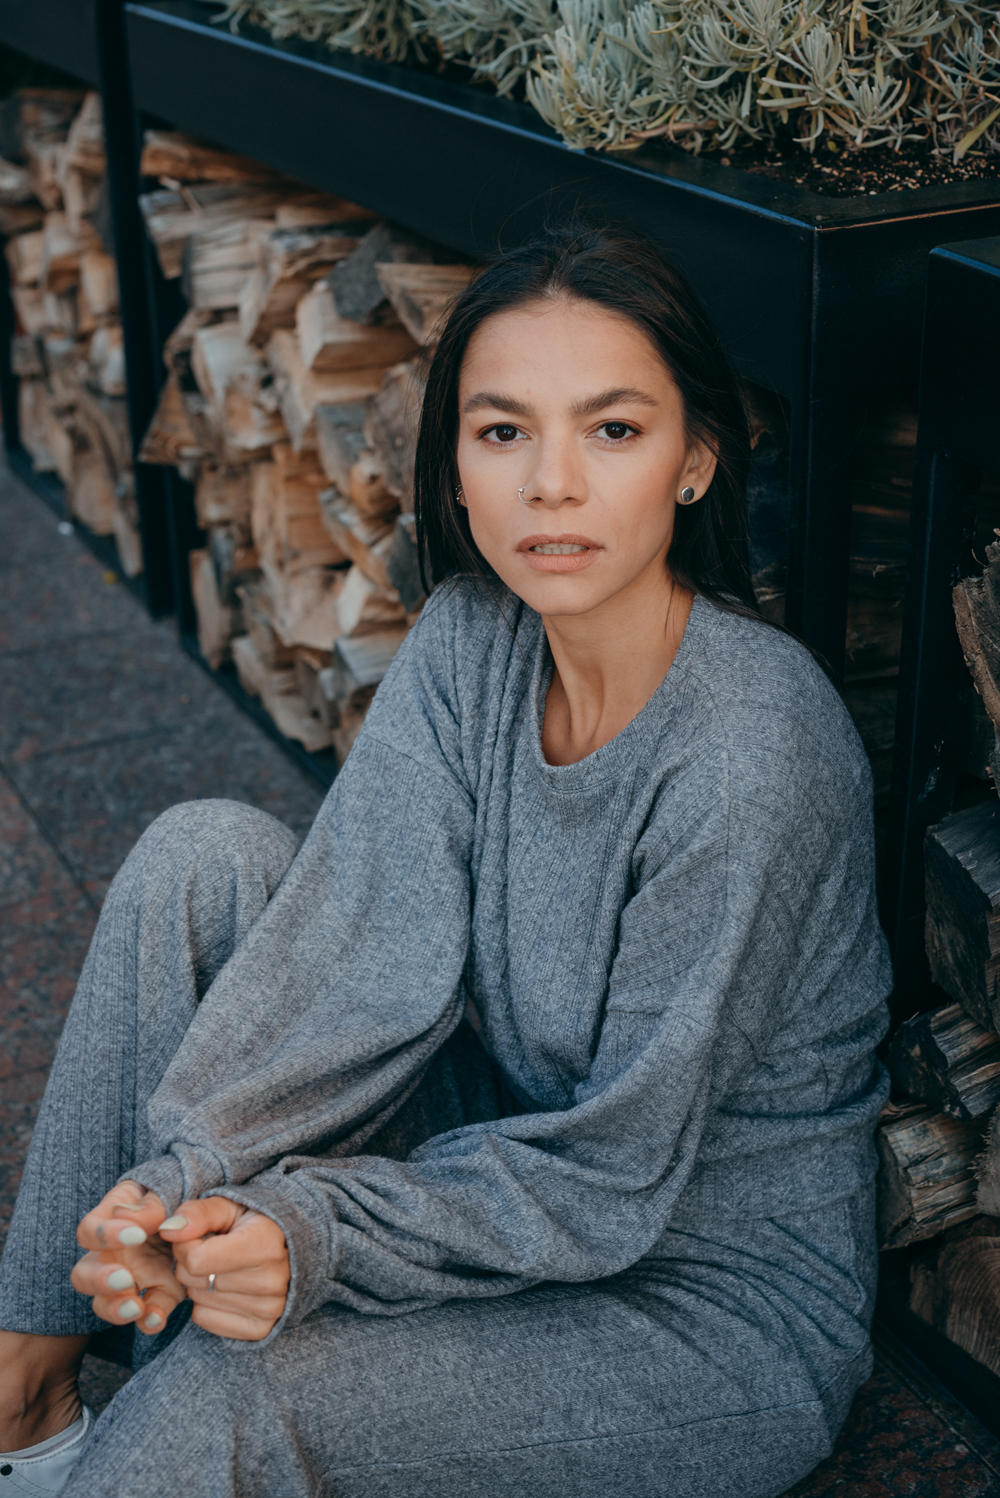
[884,238,1000,1012]
[125,0,1000,676]
[0,0,173,614]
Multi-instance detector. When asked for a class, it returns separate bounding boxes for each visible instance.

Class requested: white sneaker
[0,1406,94,1494]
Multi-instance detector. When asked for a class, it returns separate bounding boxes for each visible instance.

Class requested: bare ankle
[0,1331,89,1452]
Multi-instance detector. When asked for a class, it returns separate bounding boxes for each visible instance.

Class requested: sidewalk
[1,463,999,1486]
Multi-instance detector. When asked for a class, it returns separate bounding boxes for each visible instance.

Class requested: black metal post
[95,0,173,615]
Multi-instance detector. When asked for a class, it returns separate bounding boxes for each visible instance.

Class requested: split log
[67,425,117,535]
[190,321,285,453]
[238,580,297,668]
[25,139,65,211]
[296,281,416,373]
[954,537,1000,740]
[182,215,276,310]
[18,379,58,472]
[41,212,100,294]
[384,512,427,615]
[42,290,78,338]
[17,89,86,140]
[977,1107,1000,1216]
[6,228,44,285]
[74,388,132,484]
[925,801,1000,1033]
[11,335,44,379]
[315,403,368,490]
[138,372,206,472]
[140,130,288,184]
[59,163,102,237]
[888,1002,1000,1121]
[87,323,126,398]
[334,563,406,638]
[251,445,347,575]
[0,204,45,237]
[318,488,395,589]
[329,222,438,324]
[195,463,253,533]
[876,1100,985,1249]
[64,93,105,177]
[111,473,144,580]
[363,360,426,505]
[266,329,383,452]
[190,547,236,669]
[238,222,371,345]
[331,627,407,705]
[0,157,34,203]
[208,526,259,607]
[374,262,478,345]
[42,333,84,404]
[231,633,333,752]
[78,251,119,319]
[11,284,48,336]
[139,183,295,281]
[909,1217,1000,1378]
[262,564,346,654]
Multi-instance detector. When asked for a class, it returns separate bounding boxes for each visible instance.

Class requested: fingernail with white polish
[118,1299,141,1320]
[160,1216,188,1231]
[144,1312,163,1330]
[117,1226,146,1246]
[106,1268,135,1291]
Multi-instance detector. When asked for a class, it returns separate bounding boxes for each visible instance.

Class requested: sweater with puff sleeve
[127,582,891,1338]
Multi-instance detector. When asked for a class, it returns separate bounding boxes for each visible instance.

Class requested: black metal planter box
[127,0,1000,673]
[0,0,173,615]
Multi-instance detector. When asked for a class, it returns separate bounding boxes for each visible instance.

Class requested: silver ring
[519,487,531,505]
[208,1273,216,1293]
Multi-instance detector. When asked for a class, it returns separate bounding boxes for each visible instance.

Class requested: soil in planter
[695,135,1000,196]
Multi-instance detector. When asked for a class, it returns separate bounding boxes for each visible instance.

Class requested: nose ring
[519,487,532,505]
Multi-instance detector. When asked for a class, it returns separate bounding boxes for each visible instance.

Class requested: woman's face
[455,294,716,621]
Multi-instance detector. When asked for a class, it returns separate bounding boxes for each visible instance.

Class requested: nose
[522,433,587,510]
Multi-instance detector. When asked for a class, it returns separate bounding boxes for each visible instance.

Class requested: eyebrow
[462,386,658,418]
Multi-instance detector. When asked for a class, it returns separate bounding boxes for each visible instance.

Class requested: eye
[483,423,526,445]
[595,421,636,442]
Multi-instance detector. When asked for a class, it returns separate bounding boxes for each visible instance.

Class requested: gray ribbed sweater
[128,583,891,1340]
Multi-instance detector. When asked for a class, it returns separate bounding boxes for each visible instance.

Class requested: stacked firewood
[875,539,1000,1380]
[1,89,140,576]
[138,131,476,763]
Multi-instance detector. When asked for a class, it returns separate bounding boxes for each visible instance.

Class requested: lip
[515,533,603,573]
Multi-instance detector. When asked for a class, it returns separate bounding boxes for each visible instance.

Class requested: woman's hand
[159,1198,290,1342]
[73,1181,185,1335]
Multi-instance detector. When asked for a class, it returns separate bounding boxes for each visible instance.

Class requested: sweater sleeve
[125,592,479,1216]
[214,707,890,1339]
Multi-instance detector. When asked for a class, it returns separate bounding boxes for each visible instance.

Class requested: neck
[539,559,693,767]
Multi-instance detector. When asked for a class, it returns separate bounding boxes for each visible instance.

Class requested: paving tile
[8,714,323,903]
[0,768,67,909]
[0,548,138,654]
[0,469,74,572]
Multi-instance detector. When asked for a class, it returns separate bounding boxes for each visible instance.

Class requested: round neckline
[525,593,709,786]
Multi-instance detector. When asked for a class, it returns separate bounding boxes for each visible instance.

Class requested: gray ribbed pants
[0,801,865,1498]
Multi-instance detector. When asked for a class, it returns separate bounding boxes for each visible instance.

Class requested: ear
[681,437,718,502]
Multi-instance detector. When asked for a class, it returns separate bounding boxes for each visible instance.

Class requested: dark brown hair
[413,220,763,621]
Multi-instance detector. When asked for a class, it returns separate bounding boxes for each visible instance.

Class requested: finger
[174,1264,281,1296]
[186,1287,286,1322]
[71,1252,142,1300]
[157,1197,243,1246]
[135,1285,186,1336]
[77,1183,166,1253]
[174,1212,287,1279]
[190,1301,281,1343]
[90,1292,149,1327]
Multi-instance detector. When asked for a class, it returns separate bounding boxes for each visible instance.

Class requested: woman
[0,223,890,1498]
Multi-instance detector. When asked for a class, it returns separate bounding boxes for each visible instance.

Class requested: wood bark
[953,537,1000,735]
[925,801,1000,1033]
[329,222,439,324]
[384,512,427,615]
[976,1107,1000,1216]
[909,1216,1000,1378]
[314,403,369,492]
[876,1100,985,1249]
[362,360,426,505]
[888,1002,1000,1121]
[238,222,370,346]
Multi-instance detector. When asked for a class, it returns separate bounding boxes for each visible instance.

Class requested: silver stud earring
[679,486,697,504]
